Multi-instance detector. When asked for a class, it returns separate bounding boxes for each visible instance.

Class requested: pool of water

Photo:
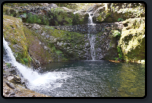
[33,60,145,97]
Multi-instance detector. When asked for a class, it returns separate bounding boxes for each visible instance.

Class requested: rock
[53,38,57,42]
[44,46,49,51]
[46,35,50,39]
[19,14,27,19]
[97,48,102,53]
[7,75,21,84]
[5,82,15,89]
[32,24,41,30]
[61,7,73,13]
[85,43,90,48]
[41,32,46,36]
[41,3,49,6]
[32,95,36,97]
[73,9,87,15]
[10,92,15,95]
[48,3,58,8]
[4,90,10,94]
[93,6,105,18]
[87,4,102,12]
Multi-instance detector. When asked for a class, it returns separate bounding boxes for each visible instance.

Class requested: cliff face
[3,3,145,66]
[118,18,145,63]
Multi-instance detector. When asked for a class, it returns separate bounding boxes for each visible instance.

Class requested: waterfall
[3,37,70,91]
[88,12,96,60]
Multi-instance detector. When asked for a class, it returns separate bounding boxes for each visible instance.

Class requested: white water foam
[3,37,71,91]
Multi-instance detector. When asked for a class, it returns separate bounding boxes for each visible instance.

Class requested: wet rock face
[24,23,122,61]
[54,22,123,34]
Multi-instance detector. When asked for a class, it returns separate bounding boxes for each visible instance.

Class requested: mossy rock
[3,6,18,17]
[3,15,31,66]
[118,18,145,62]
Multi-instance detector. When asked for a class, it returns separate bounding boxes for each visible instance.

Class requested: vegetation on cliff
[3,3,145,66]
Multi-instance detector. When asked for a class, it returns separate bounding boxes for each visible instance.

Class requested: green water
[38,60,145,97]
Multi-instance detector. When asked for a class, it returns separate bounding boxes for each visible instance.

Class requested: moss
[119,18,145,62]
[23,26,53,64]
[3,15,31,66]
[97,15,102,21]
[39,25,84,61]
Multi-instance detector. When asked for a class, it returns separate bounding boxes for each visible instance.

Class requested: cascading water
[88,12,96,60]
[3,37,71,92]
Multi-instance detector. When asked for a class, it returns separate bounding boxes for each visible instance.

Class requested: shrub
[37,19,41,24]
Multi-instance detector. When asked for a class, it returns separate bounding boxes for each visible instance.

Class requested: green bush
[37,19,41,24]
[26,13,42,24]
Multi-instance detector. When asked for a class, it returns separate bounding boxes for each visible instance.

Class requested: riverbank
[3,62,49,97]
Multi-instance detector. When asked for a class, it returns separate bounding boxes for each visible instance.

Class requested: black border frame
[1,1,147,99]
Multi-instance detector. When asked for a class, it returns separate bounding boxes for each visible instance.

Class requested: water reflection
[117,63,145,97]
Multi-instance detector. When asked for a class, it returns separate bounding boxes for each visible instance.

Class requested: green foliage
[23,58,28,64]
[55,20,58,25]
[72,14,80,25]
[118,18,124,21]
[97,15,102,21]
[6,63,11,68]
[37,19,41,24]
[26,13,43,24]
[42,16,49,25]
[117,46,123,60]
[114,57,119,61]
[57,15,63,22]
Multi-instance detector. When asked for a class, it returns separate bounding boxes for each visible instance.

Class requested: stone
[61,7,73,13]
[49,3,58,8]
[41,32,46,36]
[10,92,15,95]
[7,75,21,84]
[44,46,49,51]
[85,43,90,48]
[46,35,50,39]
[5,82,15,89]
[4,90,10,94]
[32,24,41,30]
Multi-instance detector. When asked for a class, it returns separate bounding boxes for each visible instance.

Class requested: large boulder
[118,18,145,62]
